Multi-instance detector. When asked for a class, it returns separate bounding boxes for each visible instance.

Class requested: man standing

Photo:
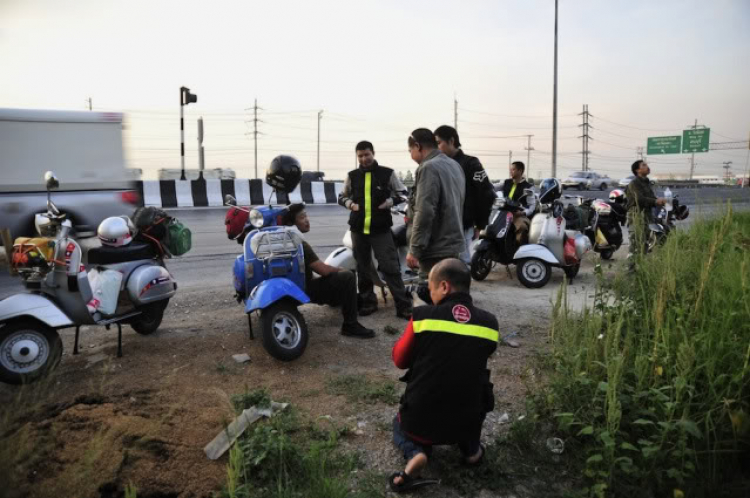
[388,259,498,492]
[406,128,465,304]
[625,160,665,265]
[501,161,536,245]
[338,141,413,319]
[434,125,495,266]
[283,204,375,338]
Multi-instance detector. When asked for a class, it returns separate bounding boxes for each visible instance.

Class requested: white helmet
[609,189,626,204]
[98,216,133,247]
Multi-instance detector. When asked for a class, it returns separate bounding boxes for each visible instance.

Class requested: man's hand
[350,203,360,211]
[406,252,419,269]
[377,199,391,210]
[656,198,666,206]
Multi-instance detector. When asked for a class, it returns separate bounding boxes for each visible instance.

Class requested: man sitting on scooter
[501,161,535,244]
[283,204,376,339]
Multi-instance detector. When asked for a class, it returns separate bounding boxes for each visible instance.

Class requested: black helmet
[539,178,562,204]
[266,155,302,193]
[675,203,689,221]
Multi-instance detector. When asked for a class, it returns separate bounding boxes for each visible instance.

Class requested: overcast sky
[2,0,749,181]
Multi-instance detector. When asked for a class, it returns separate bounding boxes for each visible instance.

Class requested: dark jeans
[392,414,480,462]
[306,270,357,325]
[352,231,411,311]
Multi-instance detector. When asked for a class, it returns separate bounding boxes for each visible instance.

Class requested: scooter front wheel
[261,301,308,362]
[470,250,493,281]
[516,258,551,289]
[130,300,168,335]
[0,320,62,385]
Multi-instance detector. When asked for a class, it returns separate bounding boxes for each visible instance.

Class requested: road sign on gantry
[682,128,710,153]
[647,136,681,155]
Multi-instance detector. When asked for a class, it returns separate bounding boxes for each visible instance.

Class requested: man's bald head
[430,258,471,294]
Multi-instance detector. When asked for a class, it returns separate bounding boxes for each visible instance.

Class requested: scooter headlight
[248,209,264,228]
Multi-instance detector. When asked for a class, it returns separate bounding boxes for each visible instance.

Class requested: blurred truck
[0,108,139,240]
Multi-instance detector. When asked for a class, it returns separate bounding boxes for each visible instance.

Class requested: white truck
[0,108,138,240]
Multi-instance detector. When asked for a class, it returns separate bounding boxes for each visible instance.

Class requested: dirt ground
[0,253,606,498]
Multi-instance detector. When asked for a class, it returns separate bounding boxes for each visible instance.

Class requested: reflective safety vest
[347,164,394,234]
[399,292,499,444]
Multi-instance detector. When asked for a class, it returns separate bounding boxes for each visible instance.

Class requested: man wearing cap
[284,204,375,338]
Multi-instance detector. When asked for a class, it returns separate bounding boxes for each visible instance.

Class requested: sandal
[463,444,485,467]
[388,471,439,493]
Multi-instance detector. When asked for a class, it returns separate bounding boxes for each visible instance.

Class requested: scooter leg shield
[0,294,73,328]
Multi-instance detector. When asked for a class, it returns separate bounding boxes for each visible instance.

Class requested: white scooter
[513,179,592,288]
[0,172,177,384]
[324,205,419,300]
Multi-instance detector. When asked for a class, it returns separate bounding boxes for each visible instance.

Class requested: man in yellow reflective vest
[338,141,413,319]
[388,258,499,492]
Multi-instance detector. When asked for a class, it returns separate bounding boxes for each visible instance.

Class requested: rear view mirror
[224,194,237,206]
[44,171,59,191]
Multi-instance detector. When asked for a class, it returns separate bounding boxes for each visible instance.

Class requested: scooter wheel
[600,248,615,260]
[564,264,580,280]
[516,258,551,289]
[470,251,493,281]
[261,301,308,362]
[131,300,168,335]
[0,320,62,385]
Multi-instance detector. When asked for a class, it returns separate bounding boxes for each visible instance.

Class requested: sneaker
[358,302,378,316]
[341,322,376,338]
[396,304,413,320]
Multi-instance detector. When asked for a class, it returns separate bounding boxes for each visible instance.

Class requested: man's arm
[468,157,495,227]
[338,176,357,210]
[409,166,439,260]
[392,318,417,369]
[309,260,341,277]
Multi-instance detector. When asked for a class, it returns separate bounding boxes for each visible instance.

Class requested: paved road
[1,188,748,299]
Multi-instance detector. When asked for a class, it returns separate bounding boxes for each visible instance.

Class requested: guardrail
[134,179,344,208]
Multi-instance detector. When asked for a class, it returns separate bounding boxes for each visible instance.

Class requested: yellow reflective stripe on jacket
[509,183,517,200]
[364,172,372,235]
[412,319,499,343]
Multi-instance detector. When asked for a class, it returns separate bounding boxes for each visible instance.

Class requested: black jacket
[399,292,498,443]
[453,150,495,229]
[339,163,396,234]
[626,176,658,222]
[502,178,533,205]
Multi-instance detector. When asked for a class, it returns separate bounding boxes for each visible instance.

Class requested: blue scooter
[225,195,310,361]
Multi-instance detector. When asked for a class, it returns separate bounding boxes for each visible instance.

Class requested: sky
[1,0,749,181]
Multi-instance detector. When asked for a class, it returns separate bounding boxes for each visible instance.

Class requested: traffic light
[181,86,197,105]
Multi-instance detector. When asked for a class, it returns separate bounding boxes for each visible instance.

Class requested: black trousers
[351,230,411,310]
[306,270,357,325]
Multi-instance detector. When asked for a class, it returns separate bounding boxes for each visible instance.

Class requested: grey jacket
[407,149,466,260]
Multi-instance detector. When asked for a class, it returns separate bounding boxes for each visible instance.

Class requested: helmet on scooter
[266,155,302,193]
[539,178,562,204]
[98,216,133,247]
[609,189,626,204]
[674,203,689,221]
[225,206,250,241]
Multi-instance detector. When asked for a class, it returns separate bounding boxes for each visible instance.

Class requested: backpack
[166,219,192,256]
[131,207,191,257]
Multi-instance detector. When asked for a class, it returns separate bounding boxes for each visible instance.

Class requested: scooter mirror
[224,194,237,206]
[44,171,59,191]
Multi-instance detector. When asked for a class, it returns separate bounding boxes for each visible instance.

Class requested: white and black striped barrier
[134,179,344,208]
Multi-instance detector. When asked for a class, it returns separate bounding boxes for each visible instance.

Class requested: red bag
[563,237,578,265]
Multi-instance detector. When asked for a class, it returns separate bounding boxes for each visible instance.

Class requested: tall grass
[544,207,750,497]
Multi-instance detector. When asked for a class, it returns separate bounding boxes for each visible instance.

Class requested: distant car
[618,175,635,188]
[561,171,613,191]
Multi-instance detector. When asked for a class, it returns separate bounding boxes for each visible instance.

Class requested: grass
[536,206,750,497]
[325,374,400,405]
[221,388,361,498]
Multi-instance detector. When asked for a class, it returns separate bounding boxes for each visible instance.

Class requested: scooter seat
[88,243,156,265]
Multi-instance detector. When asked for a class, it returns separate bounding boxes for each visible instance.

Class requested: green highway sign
[647,136,682,155]
[682,128,710,153]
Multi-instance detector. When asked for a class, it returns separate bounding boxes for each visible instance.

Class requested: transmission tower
[578,104,592,171]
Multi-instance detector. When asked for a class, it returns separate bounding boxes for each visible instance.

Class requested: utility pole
[688,119,700,180]
[509,151,513,168]
[198,117,205,180]
[578,104,592,171]
[254,99,259,179]
[179,87,198,181]
[454,95,458,130]
[551,0,559,178]
[87,98,92,111]
[722,161,733,183]
[636,146,644,160]
[525,135,534,179]
[317,110,323,172]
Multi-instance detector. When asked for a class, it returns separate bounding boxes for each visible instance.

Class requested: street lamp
[180,86,198,181]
